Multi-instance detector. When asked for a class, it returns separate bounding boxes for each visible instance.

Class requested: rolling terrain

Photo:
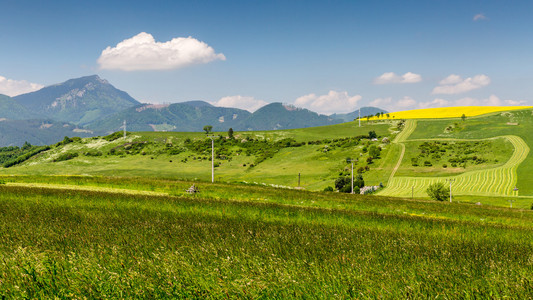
[2,106,533,203]
[2,107,533,298]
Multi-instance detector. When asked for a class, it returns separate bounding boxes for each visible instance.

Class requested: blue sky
[1,0,532,114]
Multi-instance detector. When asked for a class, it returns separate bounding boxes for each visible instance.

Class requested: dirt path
[387,120,417,183]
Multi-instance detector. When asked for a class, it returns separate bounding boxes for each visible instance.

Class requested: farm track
[386,120,417,184]
[5,182,169,196]
[379,134,529,197]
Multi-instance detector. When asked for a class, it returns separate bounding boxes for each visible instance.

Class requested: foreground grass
[1,180,533,298]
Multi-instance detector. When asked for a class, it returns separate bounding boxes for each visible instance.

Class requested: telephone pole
[347,159,356,194]
[207,136,215,182]
[358,108,361,127]
[445,179,455,202]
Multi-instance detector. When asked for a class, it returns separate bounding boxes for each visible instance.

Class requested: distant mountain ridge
[0,75,387,146]
[14,75,139,125]
[88,102,366,133]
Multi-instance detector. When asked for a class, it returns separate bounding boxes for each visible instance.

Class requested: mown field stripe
[379,135,529,197]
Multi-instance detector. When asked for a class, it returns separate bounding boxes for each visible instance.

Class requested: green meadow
[1,179,533,298]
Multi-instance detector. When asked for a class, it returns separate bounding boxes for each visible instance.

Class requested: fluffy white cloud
[473,13,488,21]
[0,76,44,97]
[294,90,362,114]
[397,96,417,108]
[374,72,422,84]
[98,32,226,71]
[369,96,417,111]
[369,97,392,108]
[211,95,268,112]
[418,98,450,109]
[453,95,528,106]
[432,74,490,94]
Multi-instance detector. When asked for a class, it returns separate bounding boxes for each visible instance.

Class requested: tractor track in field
[379,134,529,197]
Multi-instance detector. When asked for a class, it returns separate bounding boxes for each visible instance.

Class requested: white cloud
[98,32,226,71]
[473,13,488,21]
[0,76,44,97]
[211,95,268,112]
[418,98,450,109]
[397,96,417,108]
[432,74,490,94]
[505,99,527,106]
[369,97,392,108]
[453,95,528,106]
[369,96,416,111]
[438,74,462,85]
[374,72,422,84]
[294,90,362,114]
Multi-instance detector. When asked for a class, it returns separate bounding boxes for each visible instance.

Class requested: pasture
[1,179,533,298]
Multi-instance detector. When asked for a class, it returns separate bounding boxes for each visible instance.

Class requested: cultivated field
[367,105,532,120]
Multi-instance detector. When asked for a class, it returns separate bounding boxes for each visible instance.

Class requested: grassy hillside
[1,178,533,298]
[379,108,533,199]
[0,121,396,191]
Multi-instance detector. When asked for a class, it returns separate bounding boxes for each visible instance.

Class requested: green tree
[368,131,377,139]
[228,128,234,139]
[461,114,466,122]
[203,125,213,135]
[386,113,390,119]
[426,182,449,201]
[369,145,381,158]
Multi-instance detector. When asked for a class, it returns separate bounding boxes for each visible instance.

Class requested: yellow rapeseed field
[367,106,532,120]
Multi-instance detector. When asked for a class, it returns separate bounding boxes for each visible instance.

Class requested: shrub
[426,182,449,201]
[84,150,102,157]
[104,131,124,141]
[323,186,334,192]
[54,152,79,162]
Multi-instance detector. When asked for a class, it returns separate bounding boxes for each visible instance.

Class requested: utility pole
[347,159,356,194]
[207,136,215,183]
[298,172,301,187]
[123,120,126,139]
[445,179,455,202]
[358,108,361,127]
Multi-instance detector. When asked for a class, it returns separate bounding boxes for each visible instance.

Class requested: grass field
[1,179,533,298]
[0,121,397,191]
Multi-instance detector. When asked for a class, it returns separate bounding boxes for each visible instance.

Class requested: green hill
[3,107,533,205]
[0,94,39,120]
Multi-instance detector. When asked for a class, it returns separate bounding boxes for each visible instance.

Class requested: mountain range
[0,75,386,146]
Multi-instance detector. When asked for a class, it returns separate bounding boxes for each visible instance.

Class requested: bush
[323,186,334,192]
[53,152,79,162]
[84,150,102,157]
[104,131,124,142]
[426,182,449,201]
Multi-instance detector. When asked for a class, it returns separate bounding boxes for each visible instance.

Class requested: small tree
[369,145,381,158]
[228,128,234,139]
[461,114,466,122]
[203,125,213,135]
[426,182,449,201]
[386,113,390,119]
[368,131,377,139]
